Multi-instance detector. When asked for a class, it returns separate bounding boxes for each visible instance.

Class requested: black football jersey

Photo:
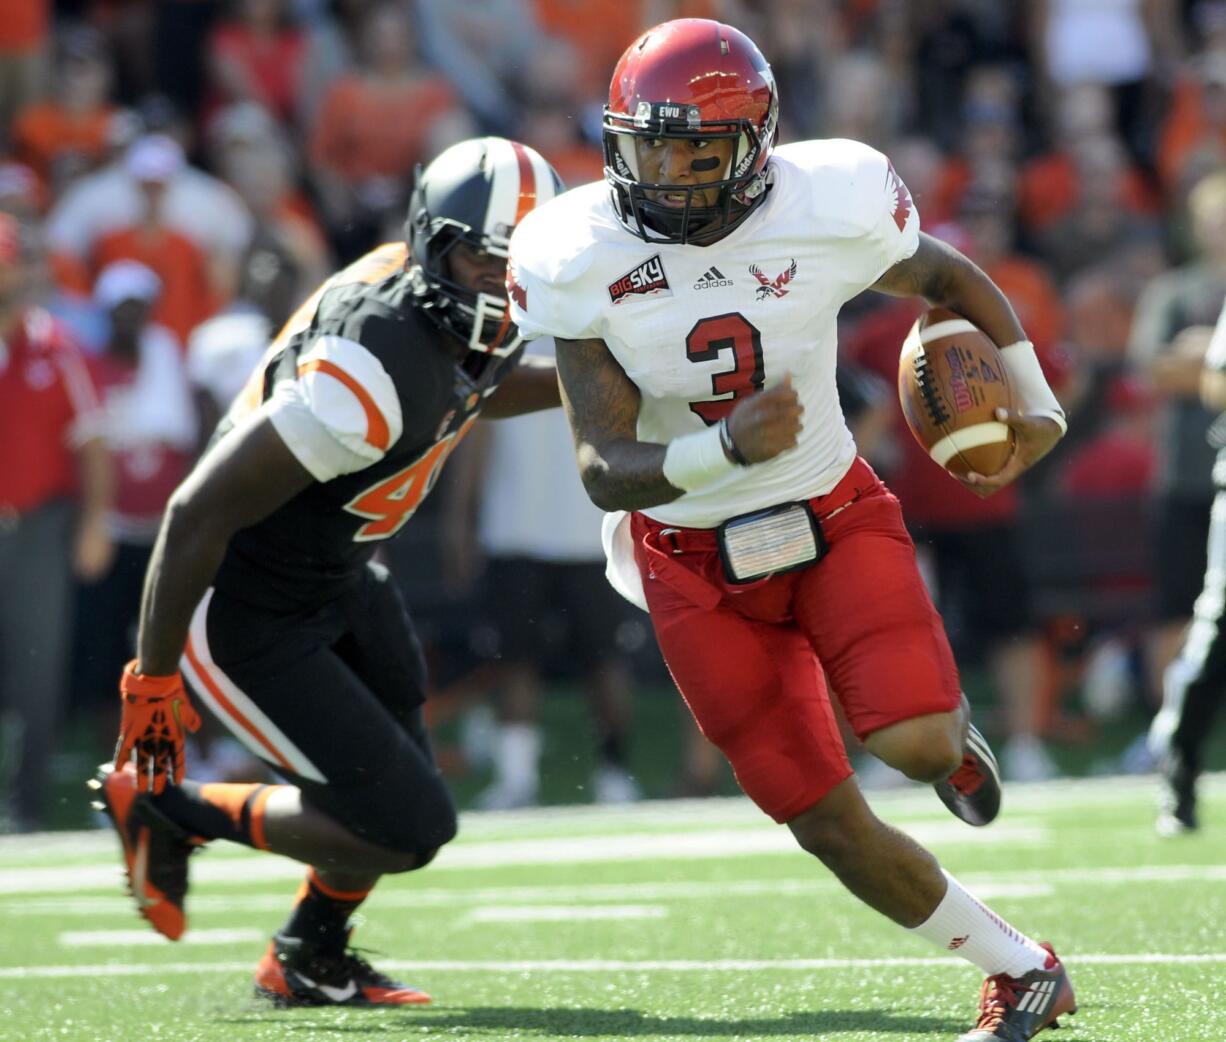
[211,243,520,609]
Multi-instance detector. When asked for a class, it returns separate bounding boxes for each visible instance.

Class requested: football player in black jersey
[88,137,565,1006]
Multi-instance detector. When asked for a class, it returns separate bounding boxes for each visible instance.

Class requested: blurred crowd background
[3,0,1226,832]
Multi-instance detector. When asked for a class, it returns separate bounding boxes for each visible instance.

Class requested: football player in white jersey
[508,19,1074,1042]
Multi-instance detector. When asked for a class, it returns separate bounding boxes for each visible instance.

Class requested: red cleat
[958,943,1077,1041]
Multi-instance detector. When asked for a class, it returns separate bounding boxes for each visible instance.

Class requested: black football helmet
[405,137,563,356]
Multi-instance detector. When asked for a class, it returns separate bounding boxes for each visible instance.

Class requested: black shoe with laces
[254,930,431,1006]
[957,943,1077,1041]
[935,723,1002,827]
[1157,752,1198,835]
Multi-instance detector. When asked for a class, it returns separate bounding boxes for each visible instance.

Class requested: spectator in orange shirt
[205,0,306,131]
[308,1,473,260]
[514,41,605,190]
[533,1,646,103]
[90,136,219,345]
[11,26,117,198]
[1158,51,1226,196]
[0,0,49,148]
[1018,85,1158,235]
[1035,133,1165,283]
[532,1,723,102]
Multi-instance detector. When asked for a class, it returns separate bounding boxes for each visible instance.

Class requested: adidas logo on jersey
[693,266,734,290]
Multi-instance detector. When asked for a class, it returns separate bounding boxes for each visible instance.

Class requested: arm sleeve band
[1000,340,1067,435]
[661,424,737,493]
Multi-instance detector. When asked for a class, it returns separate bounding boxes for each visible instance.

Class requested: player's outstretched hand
[959,408,1063,498]
[114,660,202,794]
[726,374,804,464]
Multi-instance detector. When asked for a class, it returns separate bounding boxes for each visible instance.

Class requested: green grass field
[1,776,1223,1042]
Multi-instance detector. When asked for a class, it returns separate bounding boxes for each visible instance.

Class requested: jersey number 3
[344,418,475,541]
[687,313,765,424]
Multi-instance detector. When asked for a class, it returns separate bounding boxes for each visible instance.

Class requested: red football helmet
[603,19,779,244]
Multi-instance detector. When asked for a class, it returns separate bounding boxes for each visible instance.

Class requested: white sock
[492,723,541,796]
[909,871,1051,977]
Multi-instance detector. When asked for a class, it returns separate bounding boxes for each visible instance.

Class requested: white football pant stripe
[181,589,327,783]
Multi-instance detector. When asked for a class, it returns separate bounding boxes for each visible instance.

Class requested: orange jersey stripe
[183,637,297,776]
[297,358,391,451]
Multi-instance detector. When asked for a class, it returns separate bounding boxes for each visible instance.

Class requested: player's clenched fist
[725,374,804,464]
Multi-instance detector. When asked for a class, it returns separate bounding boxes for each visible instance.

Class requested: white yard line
[1,880,1053,918]
[7,771,1222,863]
[12,861,1226,918]
[0,822,1046,895]
[467,905,668,922]
[2,952,1224,981]
[58,928,263,947]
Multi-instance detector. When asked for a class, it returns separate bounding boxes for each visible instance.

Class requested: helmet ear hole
[615,136,640,179]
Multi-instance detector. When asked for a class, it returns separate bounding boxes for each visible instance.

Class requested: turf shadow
[219,1004,965,1036]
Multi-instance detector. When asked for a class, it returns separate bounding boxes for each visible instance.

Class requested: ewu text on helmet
[603,19,779,245]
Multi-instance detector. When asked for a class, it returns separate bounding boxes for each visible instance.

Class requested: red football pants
[632,458,960,823]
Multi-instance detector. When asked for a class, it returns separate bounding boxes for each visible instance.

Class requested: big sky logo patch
[608,254,671,305]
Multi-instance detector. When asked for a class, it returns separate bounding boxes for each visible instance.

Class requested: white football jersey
[508,138,919,529]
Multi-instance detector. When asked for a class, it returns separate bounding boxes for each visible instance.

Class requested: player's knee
[412,844,443,870]
[864,715,962,784]
[894,736,962,783]
[366,842,444,875]
[360,780,457,865]
[787,781,877,863]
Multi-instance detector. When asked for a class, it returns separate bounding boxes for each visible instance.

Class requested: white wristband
[999,339,1067,435]
[662,424,737,492]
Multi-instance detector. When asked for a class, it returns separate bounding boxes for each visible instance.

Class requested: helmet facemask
[604,102,771,245]
[409,214,521,358]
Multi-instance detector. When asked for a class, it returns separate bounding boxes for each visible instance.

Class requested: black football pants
[184,562,456,855]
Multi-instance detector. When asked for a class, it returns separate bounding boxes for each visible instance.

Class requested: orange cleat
[255,931,431,1007]
[88,762,199,940]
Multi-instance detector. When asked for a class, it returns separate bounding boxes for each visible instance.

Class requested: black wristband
[719,417,750,466]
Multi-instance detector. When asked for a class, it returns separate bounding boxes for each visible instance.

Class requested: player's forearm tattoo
[874,234,1025,348]
[873,234,958,302]
[557,338,683,512]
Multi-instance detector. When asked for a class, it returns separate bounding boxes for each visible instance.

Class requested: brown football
[897,308,1015,478]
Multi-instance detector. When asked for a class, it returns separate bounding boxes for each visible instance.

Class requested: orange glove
[114,660,201,794]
